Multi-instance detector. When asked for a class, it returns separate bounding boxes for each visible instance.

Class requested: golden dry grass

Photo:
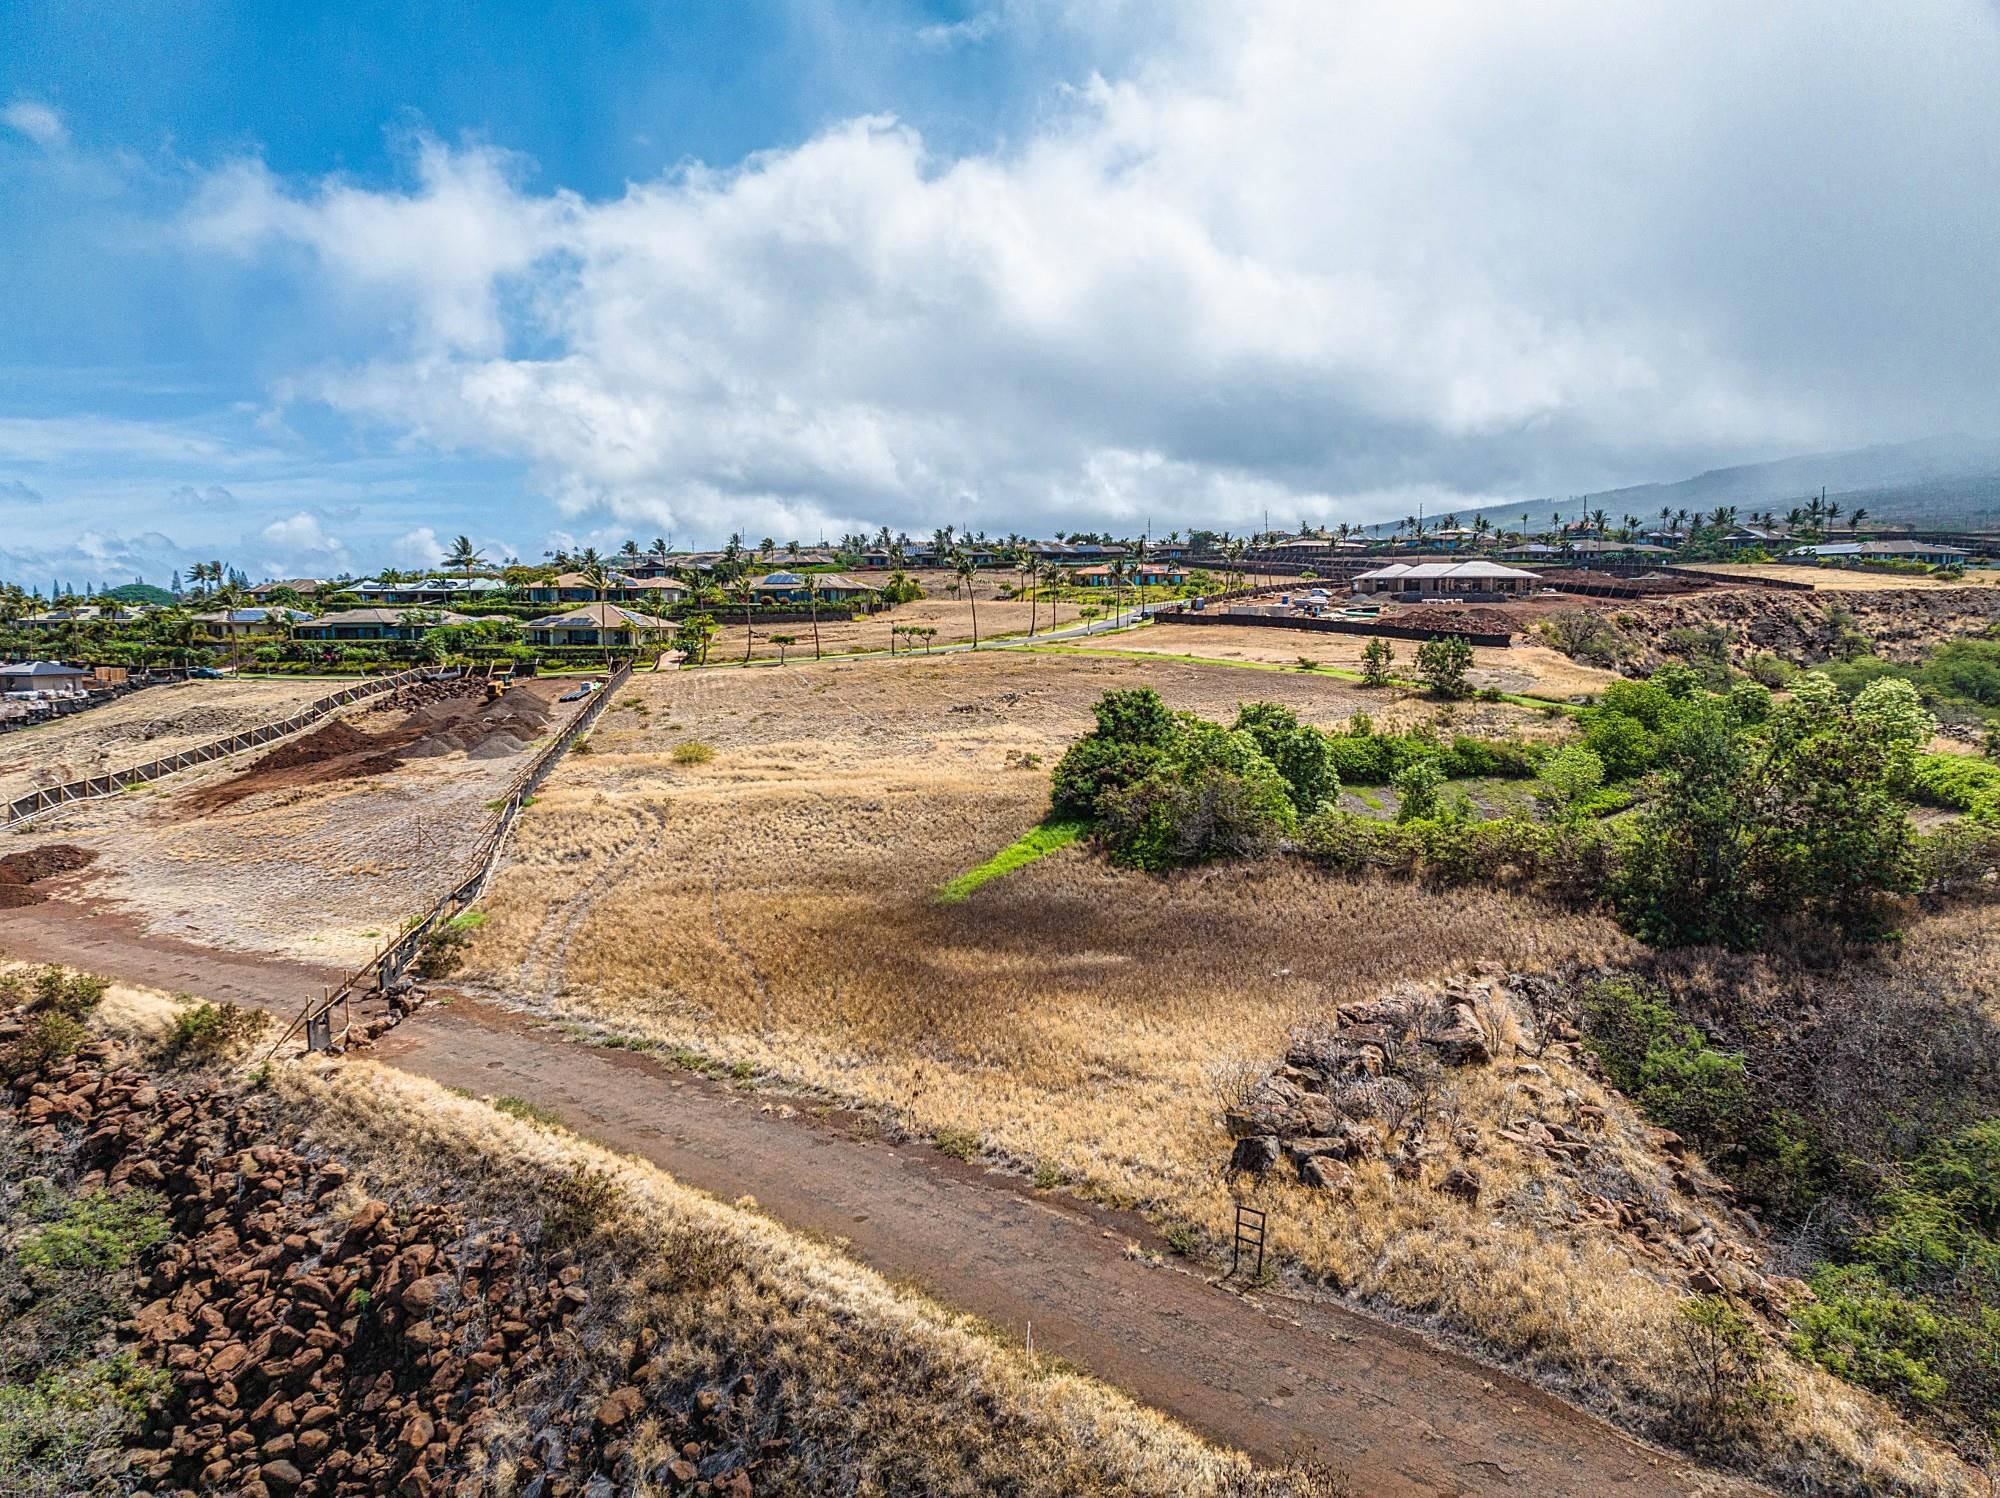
[456,649,1981,1494]
[73,979,1302,1497]
[1691,563,1997,591]
[1075,621,1626,698]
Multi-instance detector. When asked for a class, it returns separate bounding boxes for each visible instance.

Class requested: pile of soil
[1389,605,1520,637]
[186,679,567,815]
[0,844,97,908]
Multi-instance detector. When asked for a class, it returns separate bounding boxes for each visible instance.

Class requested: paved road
[0,902,1760,1496]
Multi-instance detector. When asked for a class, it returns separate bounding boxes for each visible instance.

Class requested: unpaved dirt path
[0,900,1760,1496]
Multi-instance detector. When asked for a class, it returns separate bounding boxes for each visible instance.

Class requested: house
[15,604,148,629]
[748,572,878,603]
[1352,560,1541,600]
[1787,540,1969,566]
[353,576,508,606]
[1721,525,1792,551]
[0,660,89,697]
[190,607,312,641]
[292,608,475,643]
[248,578,325,601]
[523,603,675,648]
[525,571,691,605]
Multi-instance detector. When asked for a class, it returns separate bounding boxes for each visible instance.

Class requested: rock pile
[1224,970,1809,1319]
[5,1038,782,1495]
[1226,976,1501,1200]
[1632,585,1999,666]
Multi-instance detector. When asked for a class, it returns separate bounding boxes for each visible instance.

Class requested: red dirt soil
[184,678,565,815]
[0,844,98,908]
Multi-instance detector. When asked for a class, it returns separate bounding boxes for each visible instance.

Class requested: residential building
[1351,560,1541,600]
[292,608,476,643]
[1787,540,1969,566]
[353,576,508,606]
[749,571,879,603]
[247,578,327,600]
[190,607,312,641]
[523,603,674,648]
[0,660,89,697]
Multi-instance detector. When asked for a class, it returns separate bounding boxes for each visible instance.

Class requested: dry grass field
[458,647,1975,1492]
[1079,621,1627,697]
[1692,562,1998,591]
[3,681,585,966]
[702,566,1312,663]
[0,676,333,803]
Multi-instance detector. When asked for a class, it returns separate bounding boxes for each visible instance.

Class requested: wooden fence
[1,668,428,829]
[272,661,635,1054]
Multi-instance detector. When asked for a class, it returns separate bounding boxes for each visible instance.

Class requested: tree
[804,572,822,660]
[770,633,797,664]
[1415,634,1473,698]
[1391,758,1445,822]
[576,552,614,667]
[445,535,486,579]
[672,612,718,665]
[953,550,980,647]
[1360,637,1396,687]
[1233,702,1340,815]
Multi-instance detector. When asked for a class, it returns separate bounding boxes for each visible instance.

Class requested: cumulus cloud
[257,511,351,572]
[2,100,68,151]
[0,479,43,505]
[184,0,2000,542]
[389,526,445,566]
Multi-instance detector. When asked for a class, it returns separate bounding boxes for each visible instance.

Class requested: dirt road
[0,900,1758,1496]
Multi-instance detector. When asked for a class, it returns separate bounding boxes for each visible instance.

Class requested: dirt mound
[0,844,97,908]
[245,719,388,774]
[1388,605,1519,637]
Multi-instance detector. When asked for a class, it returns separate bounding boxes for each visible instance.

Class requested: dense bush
[1577,979,1749,1148]
[1050,690,1304,869]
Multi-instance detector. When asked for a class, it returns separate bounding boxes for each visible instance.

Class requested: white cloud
[257,511,351,572]
[2,100,68,151]
[389,525,445,566]
[184,0,2000,543]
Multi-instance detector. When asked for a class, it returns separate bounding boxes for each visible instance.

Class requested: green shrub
[1415,634,1473,698]
[1048,735,1169,818]
[2,1012,88,1074]
[16,1191,170,1282]
[1578,978,1749,1147]
[672,739,715,765]
[162,1001,268,1065]
[30,968,107,1019]
[1390,759,1444,823]
[1233,702,1340,815]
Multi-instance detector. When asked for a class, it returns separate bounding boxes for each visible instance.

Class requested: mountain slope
[1462,436,2000,531]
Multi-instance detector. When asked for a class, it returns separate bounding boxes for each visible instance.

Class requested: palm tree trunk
[809,588,821,660]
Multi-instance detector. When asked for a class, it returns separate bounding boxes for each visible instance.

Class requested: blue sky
[5,1,2000,590]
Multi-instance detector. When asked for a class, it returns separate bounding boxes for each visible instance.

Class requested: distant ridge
[1460,435,2000,532]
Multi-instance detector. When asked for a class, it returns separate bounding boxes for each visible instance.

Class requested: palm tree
[1826,500,1843,526]
[805,572,822,660]
[1849,506,1868,532]
[446,534,486,580]
[954,550,979,647]
[1041,561,1064,629]
[576,551,613,668]
[732,564,757,663]
[1017,551,1038,636]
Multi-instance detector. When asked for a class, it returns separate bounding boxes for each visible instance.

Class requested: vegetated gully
[0,899,1758,1498]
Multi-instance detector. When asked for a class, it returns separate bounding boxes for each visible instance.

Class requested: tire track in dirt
[512,802,672,1000]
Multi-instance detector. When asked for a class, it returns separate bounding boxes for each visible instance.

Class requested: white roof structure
[1357,560,1538,582]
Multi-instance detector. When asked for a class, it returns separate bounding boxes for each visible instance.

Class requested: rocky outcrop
[1631,586,1999,666]
[1222,971,1809,1320]
[4,1040,783,1496]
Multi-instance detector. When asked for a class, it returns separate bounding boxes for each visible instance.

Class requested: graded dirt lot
[1085,620,1627,697]
[0,676,333,803]
[0,676,584,966]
